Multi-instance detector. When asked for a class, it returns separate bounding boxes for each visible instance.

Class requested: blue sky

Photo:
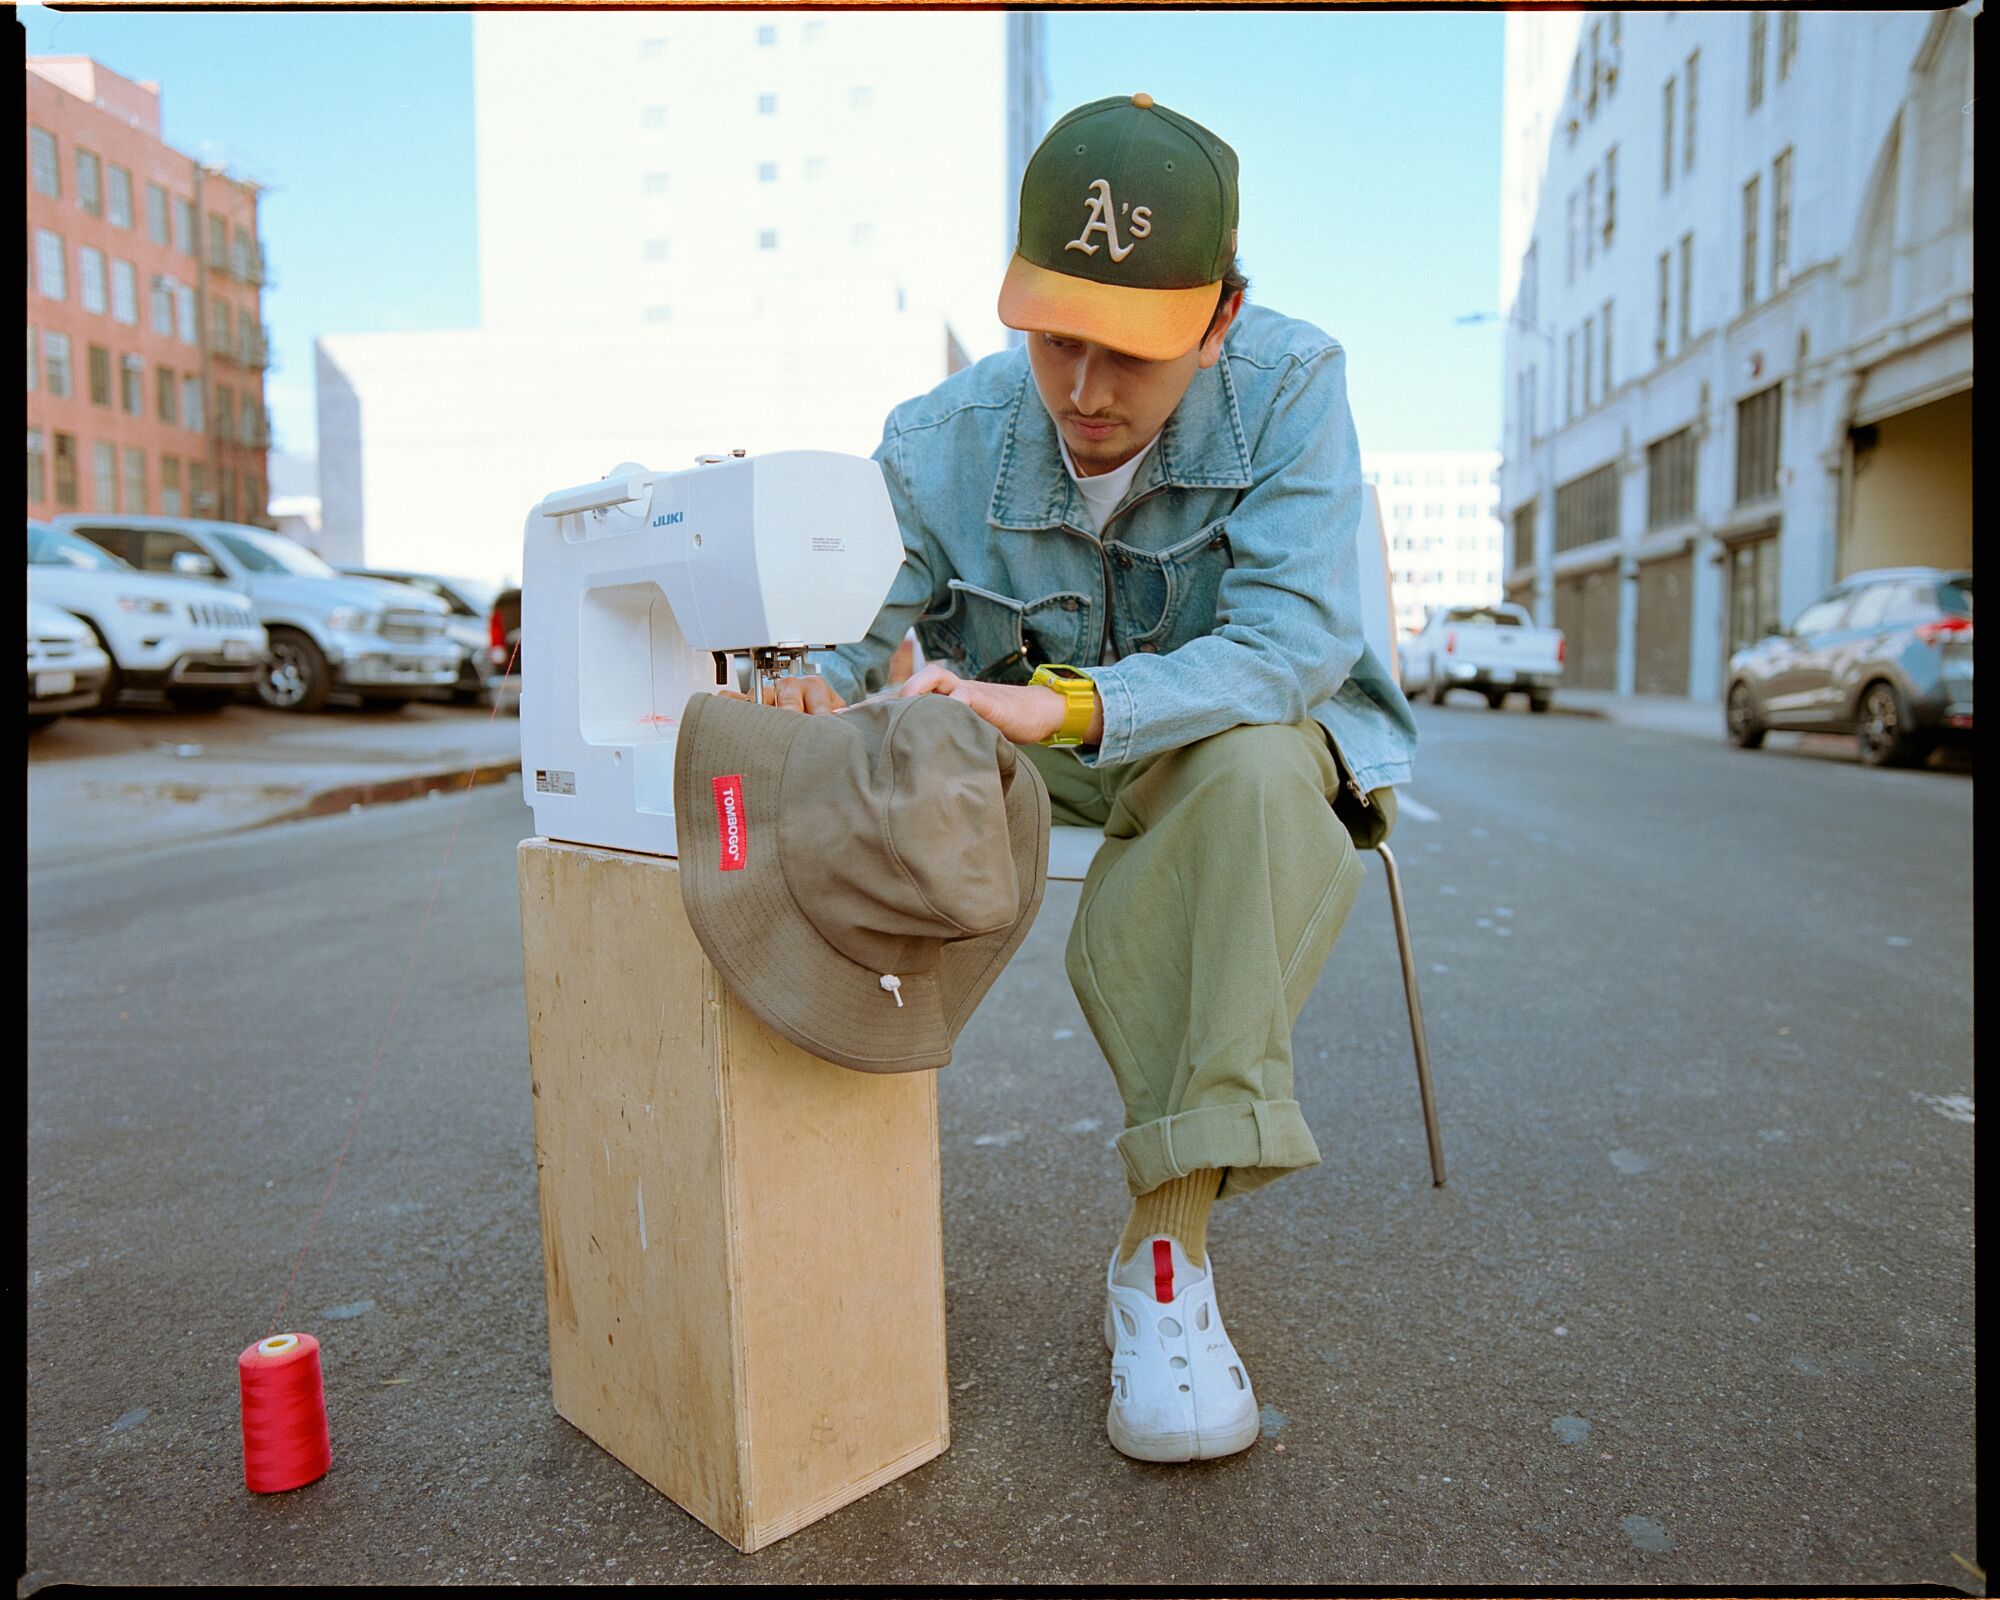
[21,7,1507,467]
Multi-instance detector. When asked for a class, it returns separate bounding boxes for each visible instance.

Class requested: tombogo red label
[711,775,748,871]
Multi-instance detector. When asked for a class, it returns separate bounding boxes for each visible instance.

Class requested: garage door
[1634,552,1692,695]
[1553,567,1618,690]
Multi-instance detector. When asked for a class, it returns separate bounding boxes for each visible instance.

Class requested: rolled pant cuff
[1115,1099,1322,1200]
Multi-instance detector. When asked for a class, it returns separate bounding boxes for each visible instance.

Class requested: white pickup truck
[1400,602,1565,712]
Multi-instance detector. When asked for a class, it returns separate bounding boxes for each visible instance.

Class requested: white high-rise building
[1363,450,1505,641]
[1497,8,1973,699]
[318,12,1045,581]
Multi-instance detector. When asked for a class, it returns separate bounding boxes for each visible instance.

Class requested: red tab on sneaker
[1153,1238,1173,1304]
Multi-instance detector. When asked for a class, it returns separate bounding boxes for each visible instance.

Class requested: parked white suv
[27,600,114,731]
[27,520,266,711]
[54,515,459,713]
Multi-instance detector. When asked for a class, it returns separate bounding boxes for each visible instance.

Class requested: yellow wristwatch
[1029,662,1098,747]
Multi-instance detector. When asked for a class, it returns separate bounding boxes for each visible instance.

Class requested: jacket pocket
[1113,519,1233,649]
[919,579,1092,684]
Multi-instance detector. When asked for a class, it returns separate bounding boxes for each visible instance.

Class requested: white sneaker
[1103,1236,1260,1462]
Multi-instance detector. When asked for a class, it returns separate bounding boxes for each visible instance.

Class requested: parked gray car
[339,567,498,705]
[1726,566,1972,766]
[55,515,459,713]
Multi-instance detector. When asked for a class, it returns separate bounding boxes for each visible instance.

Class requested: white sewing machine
[519,450,904,858]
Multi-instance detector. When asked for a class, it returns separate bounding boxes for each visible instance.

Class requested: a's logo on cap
[1065,178,1152,264]
[712,775,748,871]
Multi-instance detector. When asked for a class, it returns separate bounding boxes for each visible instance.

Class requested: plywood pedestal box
[518,838,950,1552]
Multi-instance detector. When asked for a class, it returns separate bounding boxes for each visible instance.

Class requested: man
[742,94,1417,1461]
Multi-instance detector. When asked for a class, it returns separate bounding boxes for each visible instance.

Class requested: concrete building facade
[1363,450,1506,640]
[26,58,273,530]
[318,12,1046,583]
[1497,8,1975,699]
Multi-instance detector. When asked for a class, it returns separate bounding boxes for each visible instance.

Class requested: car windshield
[1939,579,1973,618]
[28,523,129,571]
[445,578,500,616]
[211,527,338,578]
[1447,608,1521,627]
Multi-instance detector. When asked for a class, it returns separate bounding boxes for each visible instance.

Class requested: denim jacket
[809,303,1418,795]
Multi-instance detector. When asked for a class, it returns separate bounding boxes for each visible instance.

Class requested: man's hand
[886,662,1101,747]
[717,675,847,715]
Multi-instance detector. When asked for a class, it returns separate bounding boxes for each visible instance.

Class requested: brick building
[26,56,272,527]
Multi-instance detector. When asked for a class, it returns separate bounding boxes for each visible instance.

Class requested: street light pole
[1458,310,1558,627]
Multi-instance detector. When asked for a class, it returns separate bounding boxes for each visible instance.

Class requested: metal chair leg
[1374,843,1446,1186]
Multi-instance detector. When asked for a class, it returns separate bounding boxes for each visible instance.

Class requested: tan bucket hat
[673,690,1051,1073]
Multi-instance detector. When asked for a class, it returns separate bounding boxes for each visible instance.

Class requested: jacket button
[1061,597,1079,611]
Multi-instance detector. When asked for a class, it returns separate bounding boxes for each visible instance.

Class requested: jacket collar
[988,353,1255,532]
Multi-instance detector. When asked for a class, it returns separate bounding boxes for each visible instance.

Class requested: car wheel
[258,629,331,712]
[1528,693,1552,714]
[1857,679,1928,767]
[78,619,123,708]
[1484,688,1507,710]
[166,688,235,712]
[355,696,408,714]
[28,713,59,733]
[1429,679,1450,706]
[1726,681,1767,750]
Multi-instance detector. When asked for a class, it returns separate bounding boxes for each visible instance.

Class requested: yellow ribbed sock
[1117,1168,1223,1269]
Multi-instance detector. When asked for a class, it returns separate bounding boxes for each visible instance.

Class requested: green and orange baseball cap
[999,93,1240,361]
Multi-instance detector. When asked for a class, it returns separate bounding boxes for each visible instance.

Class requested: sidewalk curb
[256,760,523,830]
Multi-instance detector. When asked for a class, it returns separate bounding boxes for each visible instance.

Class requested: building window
[173,196,194,255]
[641,106,666,130]
[1521,241,1538,327]
[112,259,138,325]
[1771,149,1793,293]
[640,36,663,58]
[1584,173,1596,268]
[80,247,108,314]
[157,364,179,424]
[160,455,182,516]
[1566,192,1578,283]
[757,23,776,44]
[1727,535,1781,654]
[188,461,209,514]
[93,442,117,511]
[208,214,229,271]
[1564,328,1576,421]
[1678,233,1693,346]
[1779,13,1798,81]
[643,305,671,323]
[27,326,37,393]
[1603,146,1617,249]
[120,354,143,415]
[851,222,874,247]
[758,229,778,250]
[182,376,204,433]
[232,228,251,280]
[36,230,66,301]
[30,127,60,197]
[1646,427,1698,529]
[1582,314,1595,408]
[77,148,103,215]
[177,284,197,344]
[150,275,174,335]
[1748,14,1767,111]
[27,428,47,503]
[108,166,134,228]
[644,172,669,196]
[54,432,79,507]
[757,161,777,182]
[757,93,777,114]
[122,447,146,513]
[1663,77,1675,193]
[1602,298,1613,394]
[850,87,874,111]
[1511,502,1538,571]
[1734,385,1782,504]
[1684,51,1699,171]
[219,467,236,523]
[1741,175,1760,312]
[1656,252,1671,361]
[147,182,170,244]
[1555,461,1620,553]
[216,385,236,441]
[44,332,73,398]
[209,298,232,354]
[88,344,113,406]
[642,238,669,261]
[804,157,826,181]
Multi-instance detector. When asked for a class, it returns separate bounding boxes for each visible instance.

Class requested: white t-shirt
[1058,432,1161,665]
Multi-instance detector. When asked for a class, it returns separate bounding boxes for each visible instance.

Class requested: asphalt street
[24,703,1976,1588]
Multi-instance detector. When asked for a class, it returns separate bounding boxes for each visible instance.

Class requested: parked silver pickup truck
[1400,602,1565,712]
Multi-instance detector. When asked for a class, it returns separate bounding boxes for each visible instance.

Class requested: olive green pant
[1017,720,1368,1203]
